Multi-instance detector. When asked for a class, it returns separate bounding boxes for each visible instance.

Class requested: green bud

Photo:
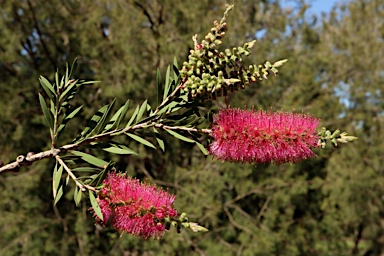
[214,39,222,46]
[218,70,224,79]
[245,40,257,49]
[273,59,288,67]
[264,61,272,68]
[331,129,341,138]
[202,73,210,80]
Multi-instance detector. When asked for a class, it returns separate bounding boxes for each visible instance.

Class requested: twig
[153,85,182,115]
[55,155,96,192]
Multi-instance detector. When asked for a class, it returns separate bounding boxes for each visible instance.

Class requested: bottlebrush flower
[209,108,320,164]
[91,172,178,240]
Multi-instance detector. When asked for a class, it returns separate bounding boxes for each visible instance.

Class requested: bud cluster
[179,4,287,100]
[318,127,358,148]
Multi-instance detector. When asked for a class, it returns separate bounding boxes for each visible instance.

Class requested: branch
[0,108,210,174]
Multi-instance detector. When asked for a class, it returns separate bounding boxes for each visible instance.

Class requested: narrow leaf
[136,100,148,123]
[39,93,54,130]
[53,164,63,197]
[59,80,78,102]
[54,186,64,205]
[71,151,108,167]
[72,167,100,172]
[73,186,81,206]
[68,58,78,83]
[39,76,56,100]
[153,128,165,151]
[115,99,130,128]
[89,191,103,220]
[165,129,195,143]
[92,99,116,134]
[104,99,130,131]
[76,104,109,140]
[57,105,83,135]
[196,141,209,155]
[55,70,60,90]
[103,145,138,155]
[126,105,140,127]
[163,65,171,100]
[126,133,156,149]
[65,105,83,120]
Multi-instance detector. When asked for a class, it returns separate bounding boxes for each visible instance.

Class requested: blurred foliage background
[0,0,383,255]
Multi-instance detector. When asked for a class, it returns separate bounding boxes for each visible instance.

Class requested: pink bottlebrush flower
[91,172,178,240]
[209,107,320,164]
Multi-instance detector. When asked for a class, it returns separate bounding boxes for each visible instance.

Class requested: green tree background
[0,0,383,255]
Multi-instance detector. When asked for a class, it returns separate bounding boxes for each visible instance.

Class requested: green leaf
[65,105,83,120]
[65,174,70,185]
[39,93,54,131]
[82,104,109,134]
[153,128,165,151]
[76,101,114,140]
[163,65,172,100]
[57,105,83,135]
[95,163,113,188]
[92,99,116,134]
[196,141,209,155]
[55,69,60,90]
[71,151,108,167]
[155,101,179,117]
[54,186,64,205]
[126,133,156,149]
[53,164,63,198]
[39,76,56,100]
[59,79,78,102]
[156,68,162,107]
[67,58,78,84]
[89,191,103,220]
[173,57,180,81]
[73,186,82,206]
[165,129,195,143]
[173,56,178,69]
[103,144,138,155]
[115,99,130,128]
[104,99,130,131]
[72,167,100,172]
[136,100,148,123]
[50,99,55,116]
[80,80,100,85]
[126,105,140,127]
